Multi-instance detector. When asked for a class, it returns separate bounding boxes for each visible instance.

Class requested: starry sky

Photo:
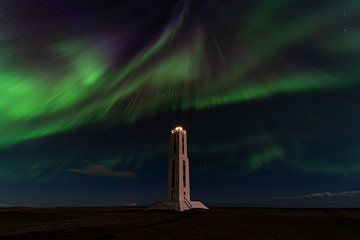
[0,0,360,207]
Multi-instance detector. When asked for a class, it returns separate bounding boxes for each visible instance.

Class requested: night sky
[0,0,360,207]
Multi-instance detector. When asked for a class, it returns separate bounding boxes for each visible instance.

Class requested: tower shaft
[168,127,190,201]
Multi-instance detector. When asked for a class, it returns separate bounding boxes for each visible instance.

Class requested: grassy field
[0,207,359,239]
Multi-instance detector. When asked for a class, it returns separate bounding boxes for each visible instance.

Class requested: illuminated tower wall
[168,127,190,202]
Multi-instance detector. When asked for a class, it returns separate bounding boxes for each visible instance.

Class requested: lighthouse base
[147,200,209,212]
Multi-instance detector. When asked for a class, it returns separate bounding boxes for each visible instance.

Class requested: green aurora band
[0,0,359,147]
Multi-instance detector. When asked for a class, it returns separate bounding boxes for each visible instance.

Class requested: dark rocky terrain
[0,207,359,239]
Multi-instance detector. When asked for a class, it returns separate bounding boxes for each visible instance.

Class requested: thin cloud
[68,165,137,178]
[271,191,360,200]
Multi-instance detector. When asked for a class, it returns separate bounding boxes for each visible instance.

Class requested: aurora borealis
[0,0,360,206]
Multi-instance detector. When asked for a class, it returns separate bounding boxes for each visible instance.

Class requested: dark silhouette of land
[0,207,359,239]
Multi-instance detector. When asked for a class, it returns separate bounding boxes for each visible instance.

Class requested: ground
[0,207,359,239]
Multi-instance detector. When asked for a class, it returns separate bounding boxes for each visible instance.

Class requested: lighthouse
[148,126,208,211]
[168,126,190,202]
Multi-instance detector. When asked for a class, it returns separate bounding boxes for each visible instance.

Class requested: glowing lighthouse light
[171,126,186,134]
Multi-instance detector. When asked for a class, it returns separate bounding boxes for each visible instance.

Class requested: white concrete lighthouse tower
[148,126,208,211]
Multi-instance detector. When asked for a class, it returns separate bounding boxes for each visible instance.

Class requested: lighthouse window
[182,134,184,154]
[183,161,186,187]
[171,160,175,188]
[173,134,176,154]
